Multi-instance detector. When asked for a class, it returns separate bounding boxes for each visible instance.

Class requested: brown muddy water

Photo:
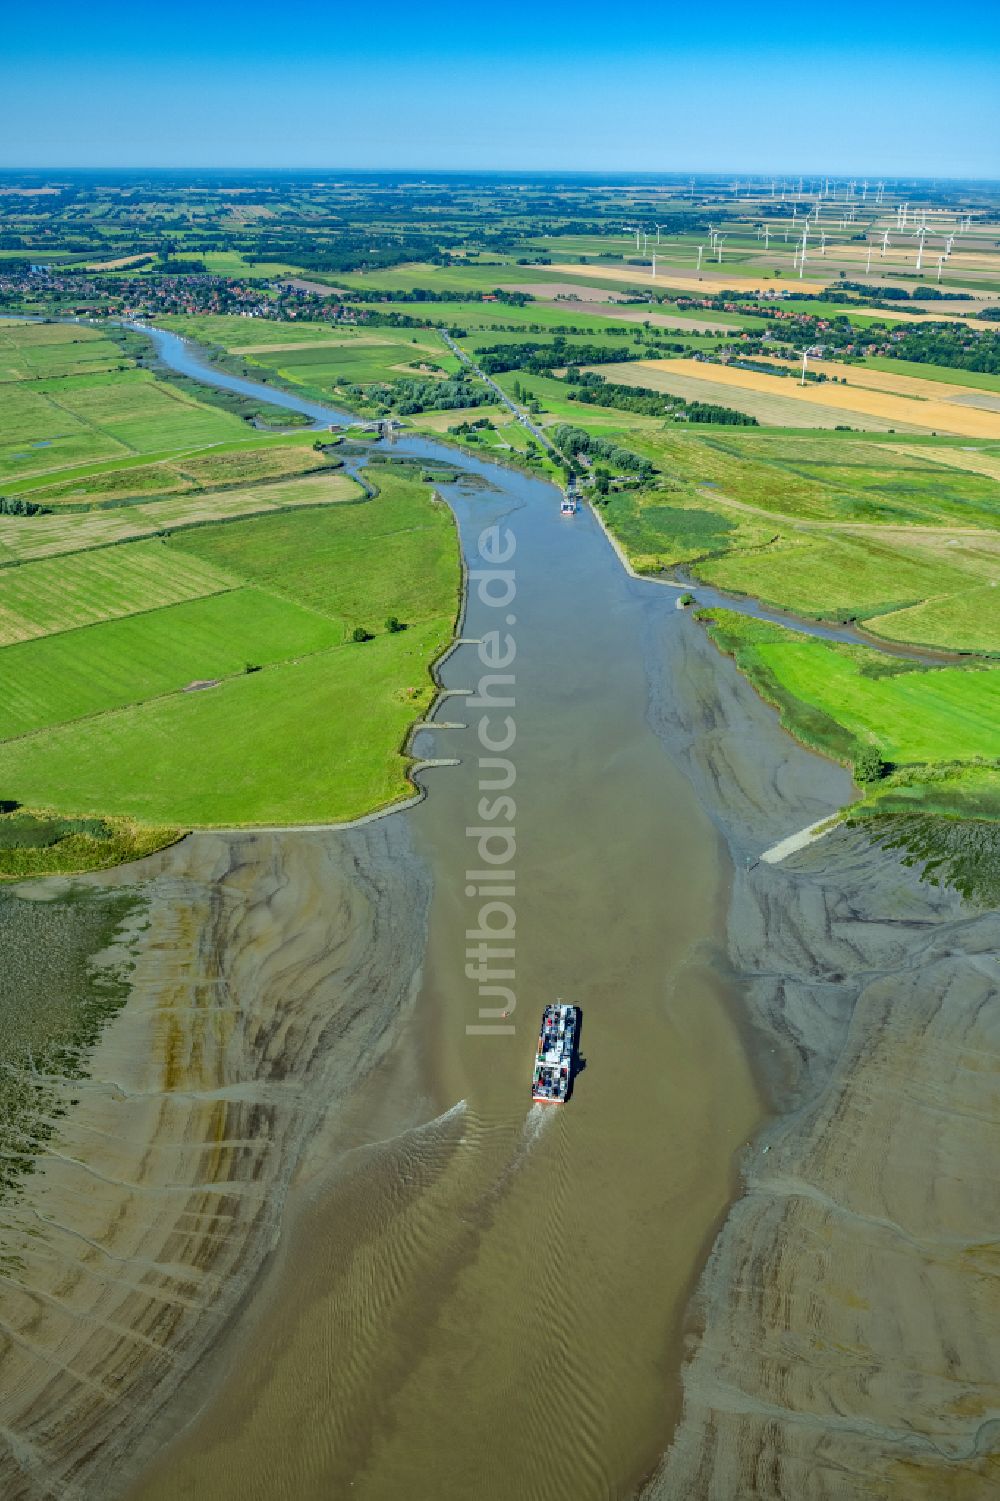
[116,448,764,1501]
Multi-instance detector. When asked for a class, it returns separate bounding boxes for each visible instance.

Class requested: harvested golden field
[84,254,152,271]
[846,305,1000,330]
[540,261,829,296]
[774,357,1000,412]
[590,361,924,432]
[603,358,1000,437]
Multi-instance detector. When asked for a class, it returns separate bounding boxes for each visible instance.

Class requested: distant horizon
[2,167,999,186]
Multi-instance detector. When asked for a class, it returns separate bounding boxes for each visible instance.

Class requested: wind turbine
[798,228,808,279]
[936,254,944,282]
[881,229,891,257]
[865,241,873,274]
[652,254,657,278]
[696,244,704,271]
[915,226,926,272]
[800,343,823,385]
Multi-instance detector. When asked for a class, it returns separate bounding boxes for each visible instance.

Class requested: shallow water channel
[85,328,760,1498]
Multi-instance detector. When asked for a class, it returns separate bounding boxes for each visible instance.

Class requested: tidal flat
[0,419,996,1501]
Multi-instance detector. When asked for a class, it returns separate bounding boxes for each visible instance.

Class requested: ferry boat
[560,487,578,516]
[531,1002,580,1104]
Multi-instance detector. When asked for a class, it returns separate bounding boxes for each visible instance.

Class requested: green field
[0,541,234,645]
[10,432,339,508]
[0,588,343,739]
[0,323,248,486]
[863,357,1000,393]
[0,470,360,565]
[0,318,465,859]
[0,474,460,828]
[702,609,1000,786]
[585,427,1000,653]
[0,621,448,826]
[758,642,1000,763]
[167,479,456,631]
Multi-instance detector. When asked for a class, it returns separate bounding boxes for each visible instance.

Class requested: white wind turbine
[800,343,823,385]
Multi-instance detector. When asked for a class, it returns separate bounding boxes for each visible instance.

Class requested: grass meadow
[702,608,1000,785]
[593,428,1000,652]
[0,620,449,826]
[0,324,248,487]
[0,470,360,564]
[0,541,235,645]
[0,473,460,828]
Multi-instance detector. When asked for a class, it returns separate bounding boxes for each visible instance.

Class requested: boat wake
[523,1102,555,1151]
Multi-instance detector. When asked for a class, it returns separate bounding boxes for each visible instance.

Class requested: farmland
[0,472,458,834]
[702,609,1000,818]
[8,433,341,508]
[0,317,464,869]
[596,357,1000,438]
[0,541,235,645]
[4,169,1000,871]
[593,428,1000,648]
[0,324,249,485]
[0,471,361,564]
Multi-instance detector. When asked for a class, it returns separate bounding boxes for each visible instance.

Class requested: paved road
[441,332,565,462]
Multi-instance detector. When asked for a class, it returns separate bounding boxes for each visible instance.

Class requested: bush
[385,615,405,634]
[351,626,373,643]
[854,744,887,783]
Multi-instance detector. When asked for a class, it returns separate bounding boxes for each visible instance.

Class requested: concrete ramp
[760,815,838,865]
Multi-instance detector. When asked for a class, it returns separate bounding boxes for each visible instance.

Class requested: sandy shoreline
[0,821,432,1501]
[0,449,997,1501]
[642,613,1000,1498]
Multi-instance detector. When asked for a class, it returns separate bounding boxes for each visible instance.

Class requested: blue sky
[4,1,998,176]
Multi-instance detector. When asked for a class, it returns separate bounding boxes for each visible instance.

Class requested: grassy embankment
[511,296,1000,878]
[569,419,1000,901]
[0,321,462,872]
[155,314,474,413]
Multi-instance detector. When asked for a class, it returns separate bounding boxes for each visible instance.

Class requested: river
[76,325,765,1500]
[1,320,995,1501]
